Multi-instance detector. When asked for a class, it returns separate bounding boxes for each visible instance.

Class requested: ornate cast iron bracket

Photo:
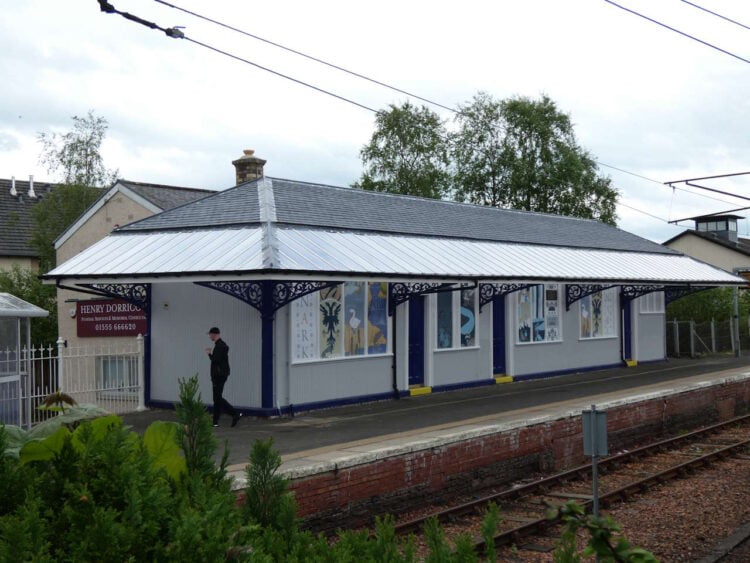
[565,284,616,311]
[195,280,339,318]
[478,283,533,310]
[79,283,151,315]
[620,285,665,303]
[388,281,476,316]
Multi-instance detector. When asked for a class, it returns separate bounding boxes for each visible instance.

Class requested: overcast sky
[1,0,749,243]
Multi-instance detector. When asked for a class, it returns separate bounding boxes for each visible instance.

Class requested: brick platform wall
[292,378,750,533]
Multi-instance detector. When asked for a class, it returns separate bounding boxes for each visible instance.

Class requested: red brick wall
[292,379,750,532]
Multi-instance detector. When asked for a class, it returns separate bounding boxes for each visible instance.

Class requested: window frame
[434,288,479,352]
[515,283,563,345]
[639,291,665,314]
[290,282,391,364]
[578,287,618,341]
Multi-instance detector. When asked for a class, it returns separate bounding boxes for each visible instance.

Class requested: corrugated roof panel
[47,229,264,276]
[273,228,741,284]
[46,226,742,285]
[0,293,49,317]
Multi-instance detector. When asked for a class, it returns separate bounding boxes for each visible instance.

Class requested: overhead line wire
[681,0,750,32]
[603,0,750,65]
[153,0,457,113]
[102,0,741,216]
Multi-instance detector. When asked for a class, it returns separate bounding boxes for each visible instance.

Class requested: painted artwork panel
[544,284,560,341]
[293,292,318,360]
[319,285,343,358]
[602,289,616,336]
[517,287,532,343]
[437,291,453,348]
[367,282,388,354]
[580,295,592,338]
[460,288,476,347]
[344,282,365,356]
[590,291,603,337]
[532,285,545,342]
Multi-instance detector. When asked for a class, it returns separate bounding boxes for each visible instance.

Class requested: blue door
[492,298,506,375]
[408,297,425,386]
[623,300,633,360]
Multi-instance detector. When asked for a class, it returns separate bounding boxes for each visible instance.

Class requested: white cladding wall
[150,283,262,407]
[635,305,666,361]
[426,293,492,387]
[275,303,396,406]
[510,292,622,377]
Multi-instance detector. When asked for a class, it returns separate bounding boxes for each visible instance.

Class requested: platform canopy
[43,177,744,288]
[0,293,49,317]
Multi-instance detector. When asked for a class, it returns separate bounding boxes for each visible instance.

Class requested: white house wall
[150,282,262,408]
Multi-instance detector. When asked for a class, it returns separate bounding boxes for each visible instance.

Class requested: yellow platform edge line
[409,386,432,396]
[495,375,514,384]
[625,360,638,367]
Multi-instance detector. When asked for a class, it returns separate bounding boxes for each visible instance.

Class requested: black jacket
[209,338,230,380]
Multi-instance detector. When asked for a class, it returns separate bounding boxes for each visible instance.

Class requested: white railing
[0,335,145,428]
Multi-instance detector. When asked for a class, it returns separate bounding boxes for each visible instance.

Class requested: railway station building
[44,160,743,416]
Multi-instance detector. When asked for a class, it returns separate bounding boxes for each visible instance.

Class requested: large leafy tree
[452,93,618,225]
[32,111,118,271]
[354,101,450,199]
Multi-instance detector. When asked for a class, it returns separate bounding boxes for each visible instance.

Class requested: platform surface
[121,355,750,483]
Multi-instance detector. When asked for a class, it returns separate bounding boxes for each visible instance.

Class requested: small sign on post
[583,405,608,456]
[583,404,608,536]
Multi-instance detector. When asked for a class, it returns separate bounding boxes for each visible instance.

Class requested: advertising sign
[76,299,147,337]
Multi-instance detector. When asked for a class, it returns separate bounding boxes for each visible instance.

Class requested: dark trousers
[211,376,237,423]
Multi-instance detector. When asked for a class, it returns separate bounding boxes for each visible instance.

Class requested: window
[97,356,138,394]
[291,282,389,362]
[579,288,617,339]
[729,220,737,232]
[435,289,478,349]
[639,291,664,314]
[516,284,562,344]
[698,222,708,232]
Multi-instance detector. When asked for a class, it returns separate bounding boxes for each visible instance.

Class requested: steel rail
[394,413,750,535]
[476,436,750,553]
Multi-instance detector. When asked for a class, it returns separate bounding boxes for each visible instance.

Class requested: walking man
[206,327,241,428]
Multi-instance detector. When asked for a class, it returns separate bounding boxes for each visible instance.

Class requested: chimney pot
[28,175,36,199]
[10,176,17,197]
[232,149,266,185]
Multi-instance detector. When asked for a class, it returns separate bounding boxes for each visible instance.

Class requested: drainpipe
[392,304,399,399]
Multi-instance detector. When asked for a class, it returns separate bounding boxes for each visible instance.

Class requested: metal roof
[0,293,49,317]
[45,225,742,286]
[119,177,675,255]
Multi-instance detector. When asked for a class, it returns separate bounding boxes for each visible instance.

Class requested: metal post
[711,318,716,354]
[673,319,680,357]
[56,336,65,392]
[689,320,695,358]
[591,403,600,520]
[136,334,146,411]
[730,316,736,355]
[734,286,741,358]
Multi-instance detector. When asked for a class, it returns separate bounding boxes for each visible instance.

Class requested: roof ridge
[119,179,213,192]
[265,176,604,225]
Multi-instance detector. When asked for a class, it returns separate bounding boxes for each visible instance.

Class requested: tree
[32,111,117,271]
[0,265,57,345]
[452,92,618,225]
[354,101,450,199]
[666,287,750,323]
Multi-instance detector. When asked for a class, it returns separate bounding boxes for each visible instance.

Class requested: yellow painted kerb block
[495,375,514,384]
[625,360,638,367]
[409,386,432,396]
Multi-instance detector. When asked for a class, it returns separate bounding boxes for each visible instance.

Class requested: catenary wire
[681,0,750,32]
[101,0,741,217]
[152,0,457,113]
[603,0,750,65]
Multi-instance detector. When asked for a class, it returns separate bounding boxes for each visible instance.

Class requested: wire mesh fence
[666,318,750,358]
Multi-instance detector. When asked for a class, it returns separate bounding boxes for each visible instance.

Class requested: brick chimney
[232,149,266,185]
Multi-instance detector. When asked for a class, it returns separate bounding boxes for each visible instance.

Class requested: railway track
[389,414,750,556]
